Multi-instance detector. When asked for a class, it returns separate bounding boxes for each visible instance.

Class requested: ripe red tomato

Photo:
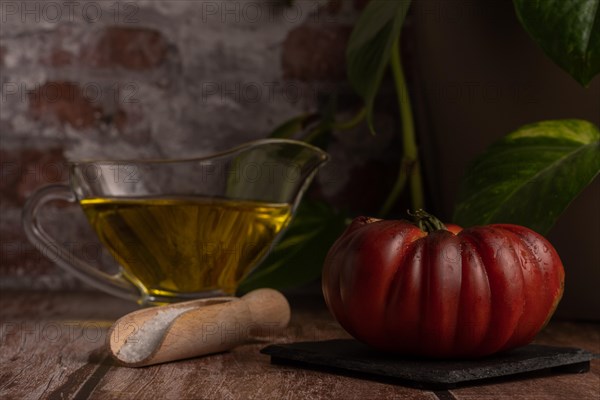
[322,212,565,358]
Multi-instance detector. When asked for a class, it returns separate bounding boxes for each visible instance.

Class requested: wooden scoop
[108,288,291,367]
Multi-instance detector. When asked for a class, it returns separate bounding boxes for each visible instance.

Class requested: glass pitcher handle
[22,184,139,302]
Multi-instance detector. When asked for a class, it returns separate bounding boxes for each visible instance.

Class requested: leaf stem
[303,107,367,145]
[303,126,327,145]
[379,36,424,216]
[333,107,367,131]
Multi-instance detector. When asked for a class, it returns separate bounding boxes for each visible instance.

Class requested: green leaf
[454,120,600,234]
[513,0,600,86]
[238,200,347,293]
[346,0,412,133]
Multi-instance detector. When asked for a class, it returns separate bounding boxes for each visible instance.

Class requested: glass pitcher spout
[70,138,329,210]
[218,139,330,210]
[24,139,330,305]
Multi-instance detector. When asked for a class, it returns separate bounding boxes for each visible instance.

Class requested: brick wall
[1,0,402,289]
[2,0,598,320]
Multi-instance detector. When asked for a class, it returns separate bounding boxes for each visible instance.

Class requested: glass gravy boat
[23,139,329,305]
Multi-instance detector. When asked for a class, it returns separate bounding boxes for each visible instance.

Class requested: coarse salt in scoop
[109,289,290,367]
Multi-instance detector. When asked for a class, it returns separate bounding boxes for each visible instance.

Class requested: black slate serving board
[261,340,595,389]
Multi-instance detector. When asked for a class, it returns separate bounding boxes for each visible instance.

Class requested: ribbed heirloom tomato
[322,211,565,358]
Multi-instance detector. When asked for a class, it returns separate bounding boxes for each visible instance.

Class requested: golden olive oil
[80,197,292,298]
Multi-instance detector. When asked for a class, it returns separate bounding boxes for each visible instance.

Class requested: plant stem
[303,126,327,145]
[304,107,367,144]
[379,36,424,216]
[333,107,367,131]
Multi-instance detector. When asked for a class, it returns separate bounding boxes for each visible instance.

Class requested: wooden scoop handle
[111,289,290,367]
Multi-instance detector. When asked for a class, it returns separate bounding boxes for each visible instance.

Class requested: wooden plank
[90,308,437,399]
[1,291,599,400]
[91,346,439,399]
[534,321,600,352]
[0,291,137,399]
[449,362,600,400]
[449,322,600,400]
[0,290,138,321]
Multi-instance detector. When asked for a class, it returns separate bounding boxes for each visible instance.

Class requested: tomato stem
[409,209,447,233]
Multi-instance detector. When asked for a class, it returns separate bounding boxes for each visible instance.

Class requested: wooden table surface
[0,290,598,400]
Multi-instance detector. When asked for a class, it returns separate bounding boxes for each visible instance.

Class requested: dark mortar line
[72,356,113,400]
[433,390,458,400]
